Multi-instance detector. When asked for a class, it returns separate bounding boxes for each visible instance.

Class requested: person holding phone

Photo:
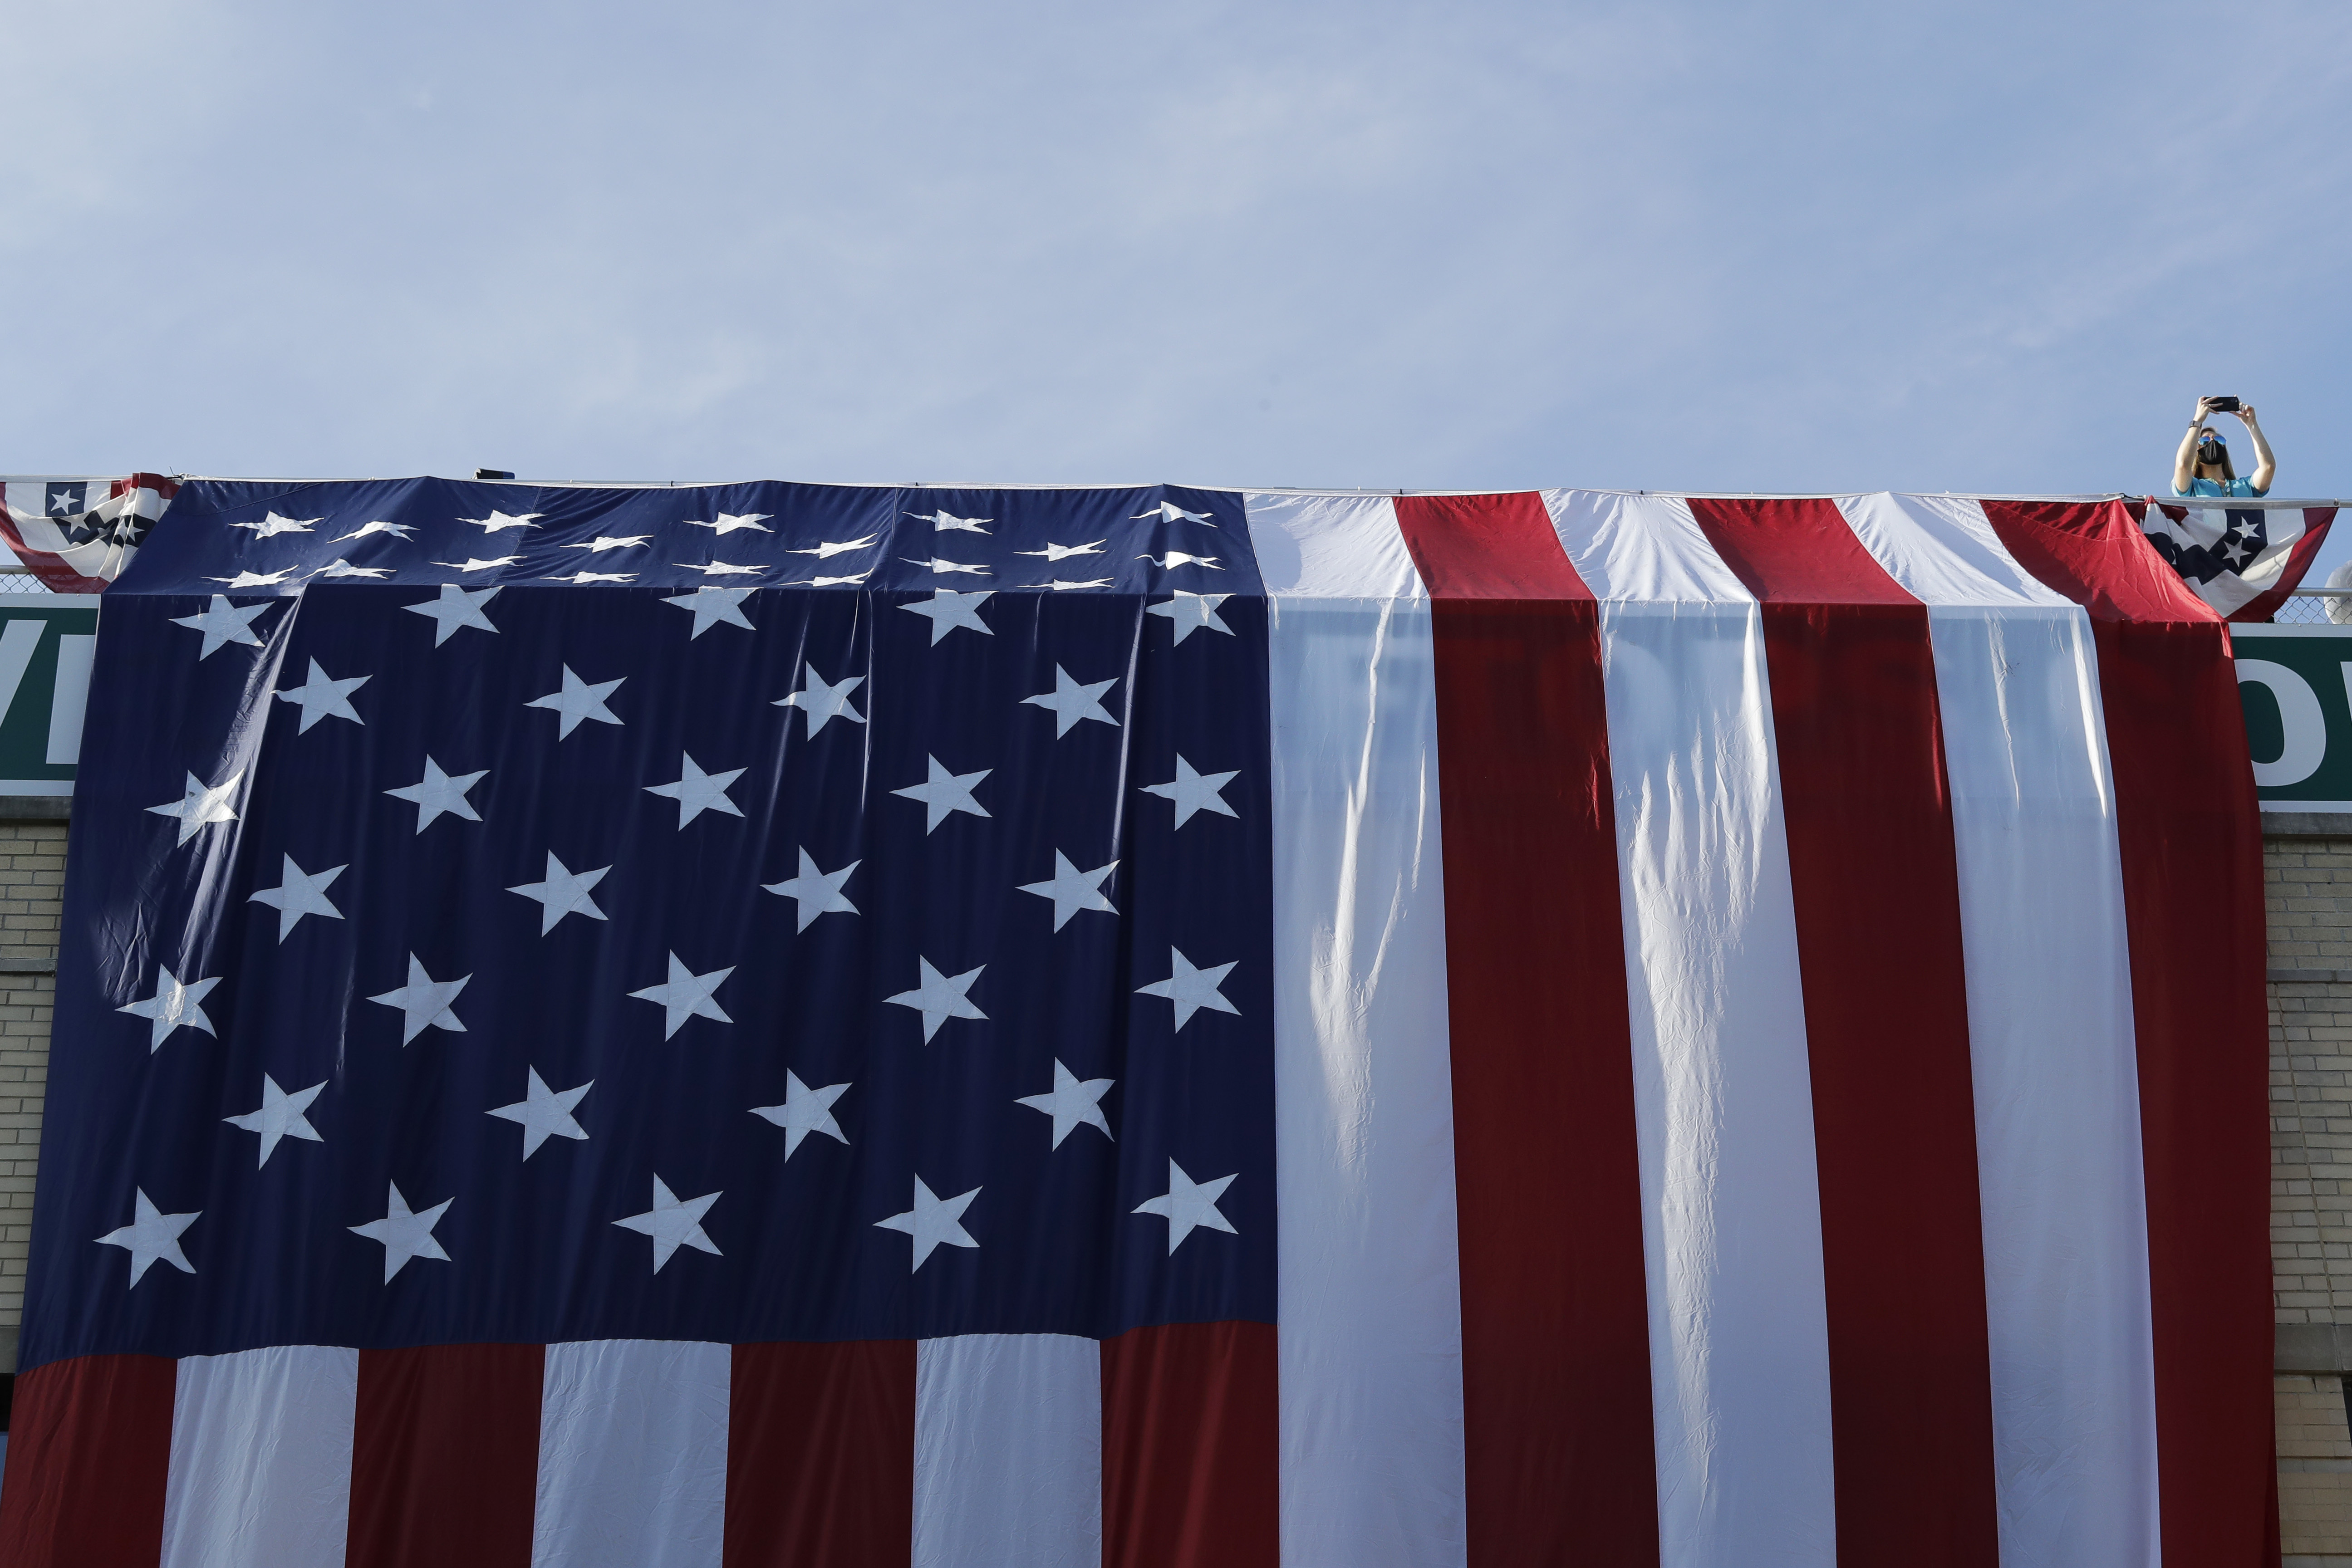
[2174,396,2276,497]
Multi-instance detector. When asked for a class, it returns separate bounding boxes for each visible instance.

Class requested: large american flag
[1,482,2273,1568]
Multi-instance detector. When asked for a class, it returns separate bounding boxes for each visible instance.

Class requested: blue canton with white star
[23,479,1274,1366]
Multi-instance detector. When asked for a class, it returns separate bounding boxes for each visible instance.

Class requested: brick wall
[0,819,64,1377]
[2269,832,2352,1563]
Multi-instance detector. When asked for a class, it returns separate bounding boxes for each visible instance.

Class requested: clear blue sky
[5,2,2346,522]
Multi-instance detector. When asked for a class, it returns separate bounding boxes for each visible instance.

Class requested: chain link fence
[2273,593,2350,626]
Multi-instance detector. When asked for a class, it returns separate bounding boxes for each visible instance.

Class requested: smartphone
[2206,396,2241,412]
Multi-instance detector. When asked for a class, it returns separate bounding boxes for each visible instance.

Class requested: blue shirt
[2175,475,2267,498]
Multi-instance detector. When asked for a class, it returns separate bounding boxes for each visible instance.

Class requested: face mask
[2198,441,2225,465]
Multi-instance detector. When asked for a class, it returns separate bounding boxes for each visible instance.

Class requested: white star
[1045,578,1114,591]
[1017,852,1118,930]
[507,852,611,934]
[902,557,990,576]
[785,570,874,587]
[486,1067,592,1159]
[458,510,543,533]
[564,534,652,553]
[96,1190,200,1286]
[762,849,860,930]
[367,955,470,1044]
[874,1176,980,1271]
[628,951,734,1039]
[1142,755,1239,827]
[1133,1159,1238,1252]
[275,658,369,731]
[543,570,636,584]
[1136,947,1241,1030]
[223,1074,326,1167]
[525,665,626,737]
[899,588,995,644]
[247,853,346,940]
[385,756,488,832]
[349,1182,453,1282]
[664,585,756,638]
[775,665,866,735]
[691,513,773,535]
[335,520,415,541]
[309,559,392,579]
[750,1071,851,1158]
[678,560,768,576]
[614,1175,722,1272]
[146,770,242,845]
[170,595,275,658]
[907,510,992,534]
[645,752,746,827]
[230,512,320,538]
[890,755,992,832]
[1138,552,1222,571]
[1021,665,1120,737]
[1145,592,1235,644]
[884,958,986,1042]
[1131,502,1219,527]
[206,568,298,589]
[403,583,501,645]
[1016,1059,1114,1148]
[1013,540,1106,561]
[786,534,879,558]
[429,556,522,573]
[117,964,222,1051]
[45,489,75,514]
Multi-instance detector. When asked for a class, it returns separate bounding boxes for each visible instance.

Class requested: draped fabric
[0,481,2271,1567]
[0,475,178,593]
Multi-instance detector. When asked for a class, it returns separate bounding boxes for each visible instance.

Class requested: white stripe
[1837,493,2073,608]
[1925,605,2160,1568]
[1262,577,1464,1568]
[1542,490,1753,602]
[1546,487,1839,1564]
[532,1339,730,1568]
[1596,600,1838,1568]
[913,1333,1100,1568]
[160,1344,357,1568]
[1241,492,1422,598]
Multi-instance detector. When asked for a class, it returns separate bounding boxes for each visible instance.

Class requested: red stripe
[2092,618,2276,1566]
[1395,491,1593,598]
[1393,493,1659,1567]
[1099,1320,1277,1568]
[347,1343,544,1568]
[1686,498,2000,1568]
[1980,498,2219,622]
[1982,499,2276,1565]
[0,1354,174,1568]
[725,1340,915,1568]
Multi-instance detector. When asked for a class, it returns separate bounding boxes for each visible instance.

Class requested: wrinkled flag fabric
[2135,495,2336,619]
[0,480,2272,1568]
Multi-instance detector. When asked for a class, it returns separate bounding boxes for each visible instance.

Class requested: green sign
[2234,624,2352,811]
[0,594,98,795]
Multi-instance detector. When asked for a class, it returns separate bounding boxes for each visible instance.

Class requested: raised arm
[2238,404,2277,494]
[2174,397,2217,492]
